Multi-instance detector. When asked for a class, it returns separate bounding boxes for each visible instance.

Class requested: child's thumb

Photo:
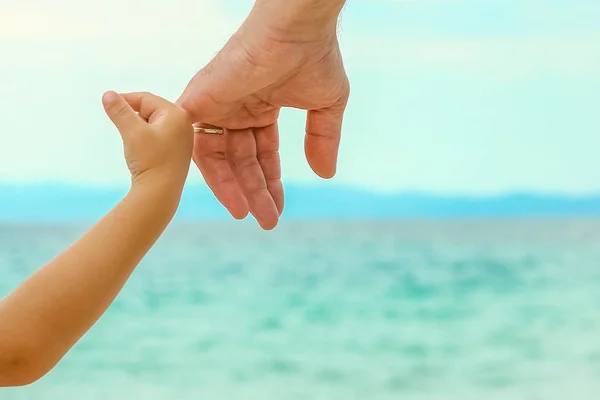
[102,91,141,135]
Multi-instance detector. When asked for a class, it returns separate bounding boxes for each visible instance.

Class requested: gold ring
[193,123,224,135]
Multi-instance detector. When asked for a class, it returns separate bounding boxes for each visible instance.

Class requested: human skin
[0,92,193,387]
[178,0,349,231]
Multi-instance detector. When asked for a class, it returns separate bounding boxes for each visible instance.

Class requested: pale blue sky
[0,0,599,194]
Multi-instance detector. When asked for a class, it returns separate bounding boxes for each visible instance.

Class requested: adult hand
[177,0,349,230]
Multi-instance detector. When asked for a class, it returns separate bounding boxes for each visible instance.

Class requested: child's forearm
[0,180,182,386]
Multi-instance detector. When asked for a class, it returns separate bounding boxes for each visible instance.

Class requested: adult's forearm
[0,181,181,386]
[249,0,347,39]
[259,0,346,20]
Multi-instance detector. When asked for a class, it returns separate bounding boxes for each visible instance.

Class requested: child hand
[102,91,194,188]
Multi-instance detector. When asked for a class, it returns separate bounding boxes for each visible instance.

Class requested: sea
[1,220,600,400]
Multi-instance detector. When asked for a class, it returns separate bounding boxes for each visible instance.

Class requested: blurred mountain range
[0,183,599,222]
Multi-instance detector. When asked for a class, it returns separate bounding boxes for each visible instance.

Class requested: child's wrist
[129,174,185,213]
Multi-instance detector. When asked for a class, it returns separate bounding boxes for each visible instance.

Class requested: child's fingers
[121,92,175,124]
[102,91,143,135]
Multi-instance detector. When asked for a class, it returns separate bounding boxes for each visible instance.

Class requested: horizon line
[1,181,600,199]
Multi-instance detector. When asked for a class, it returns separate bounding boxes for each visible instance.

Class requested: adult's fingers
[225,127,280,230]
[193,133,249,220]
[102,91,143,136]
[305,105,346,179]
[255,124,284,216]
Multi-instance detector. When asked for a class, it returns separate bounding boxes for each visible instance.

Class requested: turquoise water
[2,220,600,399]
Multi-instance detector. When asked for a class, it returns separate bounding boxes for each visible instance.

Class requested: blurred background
[1,0,600,399]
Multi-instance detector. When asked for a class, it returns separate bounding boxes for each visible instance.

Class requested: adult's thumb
[102,91,141,135]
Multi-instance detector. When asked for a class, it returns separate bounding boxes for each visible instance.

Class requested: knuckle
[230,153,257,170]
[164,108,191,131]
[257,150,279,164]
[172,105,188,120]
[112,103,130,119]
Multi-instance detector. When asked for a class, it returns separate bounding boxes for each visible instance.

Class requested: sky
[0,0,599,195]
